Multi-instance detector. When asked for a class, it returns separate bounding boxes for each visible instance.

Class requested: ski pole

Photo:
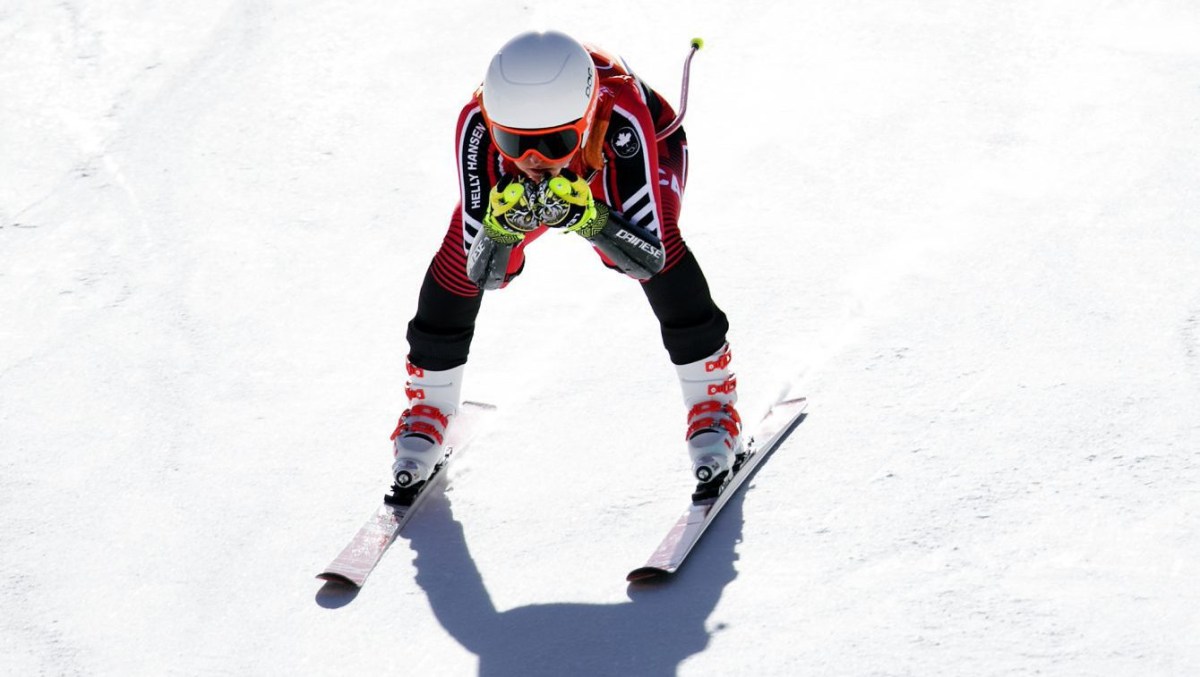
[656,38,704,142]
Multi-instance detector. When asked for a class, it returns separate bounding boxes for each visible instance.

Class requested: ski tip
[626,567,672,583]
[316,572,363,588]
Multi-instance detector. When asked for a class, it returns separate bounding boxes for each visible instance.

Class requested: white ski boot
[675,343,743,491]
[390,361,465,489]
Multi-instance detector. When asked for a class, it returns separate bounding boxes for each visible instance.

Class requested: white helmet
[482,30,597,130]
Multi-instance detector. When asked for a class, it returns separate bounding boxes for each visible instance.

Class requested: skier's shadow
[403,484,750,677]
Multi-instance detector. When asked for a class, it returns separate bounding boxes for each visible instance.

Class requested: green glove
[535,170,606,238]
[482,175,540,245]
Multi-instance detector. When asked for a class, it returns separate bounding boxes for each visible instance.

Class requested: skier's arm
[466,175,539,290]
[538,170,665,280]
[578,202,665,280]
[465,236,513,291]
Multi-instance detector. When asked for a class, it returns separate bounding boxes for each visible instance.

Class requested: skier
[391,30,741,497]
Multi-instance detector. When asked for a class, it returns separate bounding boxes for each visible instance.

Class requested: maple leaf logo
[612,127,640,158]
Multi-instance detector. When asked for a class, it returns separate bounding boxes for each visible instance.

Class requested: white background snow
[3,1,1199,675]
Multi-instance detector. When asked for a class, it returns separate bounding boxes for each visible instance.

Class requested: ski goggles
[489,118,589,163]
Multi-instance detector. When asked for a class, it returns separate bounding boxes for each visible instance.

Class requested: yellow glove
[482,175,540,246]
[535,170,605,237]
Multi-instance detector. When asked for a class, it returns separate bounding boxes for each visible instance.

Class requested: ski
[317,401,496,587]
[627,396,808,582]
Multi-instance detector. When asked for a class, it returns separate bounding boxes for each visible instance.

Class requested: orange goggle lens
[491,119,586,162]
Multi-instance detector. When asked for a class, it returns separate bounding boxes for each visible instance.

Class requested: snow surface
[3,1,1200,675]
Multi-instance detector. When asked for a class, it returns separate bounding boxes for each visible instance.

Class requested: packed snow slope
[3,1,1199,675]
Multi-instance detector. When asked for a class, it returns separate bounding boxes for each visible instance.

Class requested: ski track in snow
[3,1,1200,676]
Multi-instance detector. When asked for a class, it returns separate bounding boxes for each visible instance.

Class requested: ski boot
[390,361,465,494]
[675,343,744,502]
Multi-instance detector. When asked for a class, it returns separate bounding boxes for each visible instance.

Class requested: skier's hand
[535,170,605,237]
[483,175,540,245]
